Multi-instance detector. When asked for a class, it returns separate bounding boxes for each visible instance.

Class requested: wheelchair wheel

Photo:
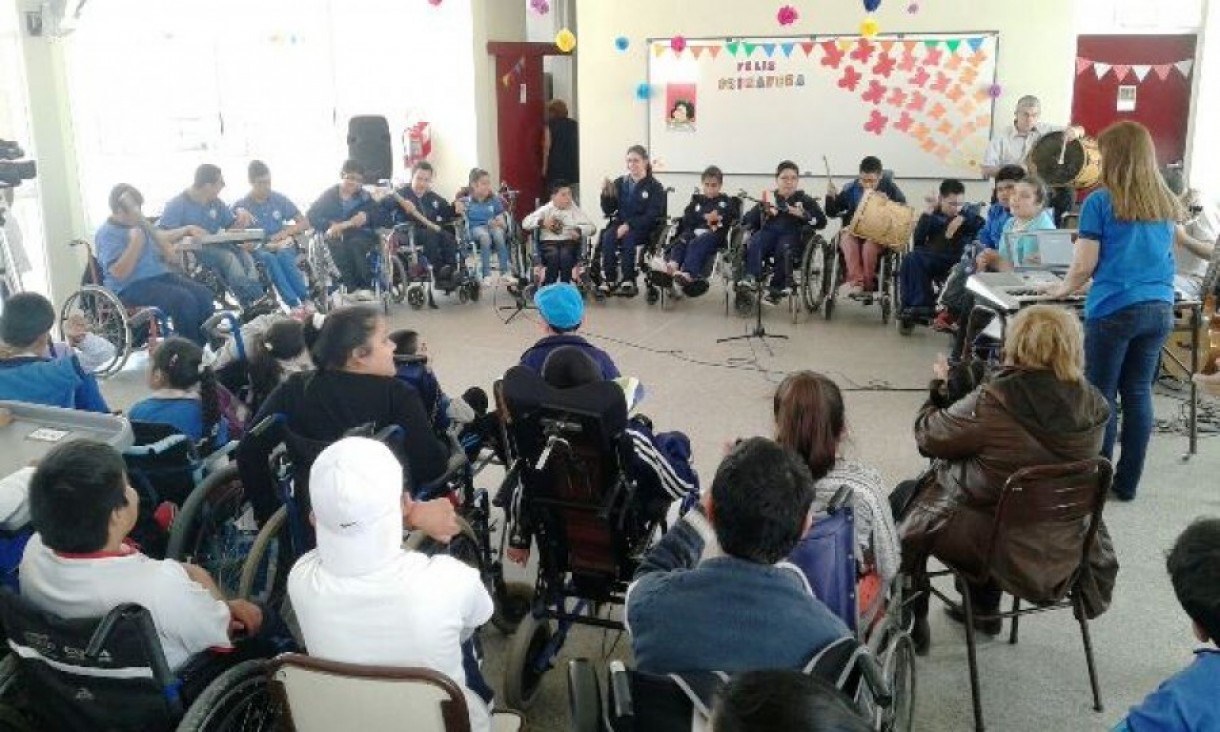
[60,286,131,378]
[175,659,278,732]
[503,611,554,711]
[166,464,253,599]
[407,286,426,310]
[800,237,824,314]
[491,581,533,634]
[879,256,894,325]
[468,280,481,303]
[237,506,290,606]
[881,632,917,732]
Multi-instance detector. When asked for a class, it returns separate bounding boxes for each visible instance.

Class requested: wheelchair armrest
[567,659,604,732]
[608,660,634,722]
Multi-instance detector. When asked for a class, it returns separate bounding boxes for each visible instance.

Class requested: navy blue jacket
[383,187,455,228]
[913,205,986,258]
[519,334,620,380]
[0,356,110,413]
[677,193,741,238]
[306,186,381,234]
[823,177,908,224]
[627,510,850,675]
[601,175,667,234]
[743,190,828,236]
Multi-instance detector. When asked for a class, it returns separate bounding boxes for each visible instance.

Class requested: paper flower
[615,36,630,51]
[863,0,882,10]
[555,28,577,53]
[777,4,799,25]
[988,83,1003,99]
[529,0,550,14]
[907,2,920,12]
[670,35,687,53]
[427,0,442,5]
[636,82,652,100]
[860,17,879,37]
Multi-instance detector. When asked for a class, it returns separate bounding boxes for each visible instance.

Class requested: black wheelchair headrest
[502,365,628,447]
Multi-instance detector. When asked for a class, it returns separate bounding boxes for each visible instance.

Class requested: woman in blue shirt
[1049,122,1209,500]
[129,337,231,451]
[233,161,314,314]
[459,168,511,286]
[95,184,216,345]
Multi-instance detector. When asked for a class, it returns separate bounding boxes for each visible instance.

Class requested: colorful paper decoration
[615,36,629,51]
[863,0,882,10]
[427,0,441,6]
[1074,55,1193,82]
[777,5,799,26]
[555,28,576,53]
[636,82,652,100]
[907,3,920,12]
[529,0,550,14]
[670,35,687,53]
[860,17,879,38]
[988,83,1003,99]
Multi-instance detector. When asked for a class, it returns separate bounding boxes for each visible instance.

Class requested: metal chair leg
[1074,592,1104,712]
[961,574,986,731]
[1008,597,1020,645]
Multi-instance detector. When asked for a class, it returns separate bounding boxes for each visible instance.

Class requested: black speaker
[346,115,392,182]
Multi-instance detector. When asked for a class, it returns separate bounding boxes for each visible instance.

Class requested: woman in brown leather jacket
[897,304,1118,653]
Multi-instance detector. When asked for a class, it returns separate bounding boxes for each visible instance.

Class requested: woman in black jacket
[598,145,667,297]
[237,306,451,527]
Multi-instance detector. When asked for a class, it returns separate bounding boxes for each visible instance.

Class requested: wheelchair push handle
[608,660,634,719]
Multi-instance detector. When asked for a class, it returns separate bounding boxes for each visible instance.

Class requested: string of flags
[650,36,991,59]
[1074,56,1193,82]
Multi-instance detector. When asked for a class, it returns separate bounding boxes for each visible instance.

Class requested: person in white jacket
[521,181,596,285]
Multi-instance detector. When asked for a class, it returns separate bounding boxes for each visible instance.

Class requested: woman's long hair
[1098,121,1183,222]
[773,371,845,482]
[151,337,221,444]
[626,144,653,178]
[311,306,381,371]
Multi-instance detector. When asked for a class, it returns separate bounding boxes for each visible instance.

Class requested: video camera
[0,140,37,189]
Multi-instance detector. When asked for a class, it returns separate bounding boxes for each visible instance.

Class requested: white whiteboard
[647,33,999,179]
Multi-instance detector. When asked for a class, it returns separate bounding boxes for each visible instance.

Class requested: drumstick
[1057,133,1068,166]
[822,156,833,187]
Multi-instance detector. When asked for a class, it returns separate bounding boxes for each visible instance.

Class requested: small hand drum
[1027,132,1101,189]
[847,191,917,250]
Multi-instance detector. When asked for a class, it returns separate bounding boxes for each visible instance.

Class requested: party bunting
[945,39,961,53]
[800,41,816,56]
[966,37,984,53]
[708,45,721,58]
[691,45,705,59]
[1074,55,1194,82]
[762,43,776,57]
[743,42,757,56]
[726,41,740,56]
[781,42,796,57]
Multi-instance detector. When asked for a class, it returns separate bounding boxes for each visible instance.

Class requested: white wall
[576,0,1083,209]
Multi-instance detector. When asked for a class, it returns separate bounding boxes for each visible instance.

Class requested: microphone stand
[718,190,788,347]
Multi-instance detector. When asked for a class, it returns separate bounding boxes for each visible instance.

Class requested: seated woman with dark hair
[898,305,1118,654]
[773,371,901,593]
[236,306,455,538]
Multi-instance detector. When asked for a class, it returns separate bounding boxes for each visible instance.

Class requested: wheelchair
[817,228,902,324]
[728,225,830,324]
[566,487,916,732]
[494,366,676,710]
[642,218,734,309]
[0,590,273,731]
[589,189,673,300]
[60,238,171,378]
[388,222,479,310]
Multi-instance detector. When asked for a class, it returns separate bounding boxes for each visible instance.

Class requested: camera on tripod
[0,140,37,189]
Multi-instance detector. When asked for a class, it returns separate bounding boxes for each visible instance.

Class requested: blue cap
[535,283,584,330]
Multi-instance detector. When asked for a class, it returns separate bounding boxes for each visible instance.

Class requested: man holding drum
[982,95,1083,225]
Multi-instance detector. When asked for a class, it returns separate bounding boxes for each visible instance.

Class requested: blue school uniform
[823,178,907,224]
[742,190,827,291]
[1078,188,1175,321]
[900,205,985,309]
[669,193,740,278]
[231,192,302,238]
[979,205,1012,251]
[306,186,377,233]
[0,356,109,413]
[158,191,235,235]
[599,175,667,283]
[95,220,169,293]
[1117,648,1220,731]
[462,195,505,230]
[232,192,311,306]
[129,397,230,444]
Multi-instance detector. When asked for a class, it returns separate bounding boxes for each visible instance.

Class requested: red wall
[1072,35,1196,166]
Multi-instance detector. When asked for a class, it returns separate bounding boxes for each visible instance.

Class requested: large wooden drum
[847,190,917,250]
[1027,131,1102,189]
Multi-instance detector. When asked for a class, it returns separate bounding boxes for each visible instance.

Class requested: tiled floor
[98,282,1220,732]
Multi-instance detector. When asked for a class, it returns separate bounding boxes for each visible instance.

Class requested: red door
[492,47,548,219]
[1072,35,1196,166]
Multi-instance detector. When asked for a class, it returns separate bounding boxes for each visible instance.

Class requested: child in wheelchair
[825,156,908,296]
[651,165,741,299]
[0,292,110,413]
[389,328,487,447]
[522,180,597,287]
[598,145,668,297]
[20,440,277,678]
[502,346,698,566]
[306,159,382,300]
[286,437,506,732]
[383,161,462,296]
[459,168,514,287]
[898,179,985,332]
[741,160,828,304]
[129,337,235,451]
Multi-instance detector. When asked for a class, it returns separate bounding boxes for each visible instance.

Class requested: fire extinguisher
[404,121,432,169]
